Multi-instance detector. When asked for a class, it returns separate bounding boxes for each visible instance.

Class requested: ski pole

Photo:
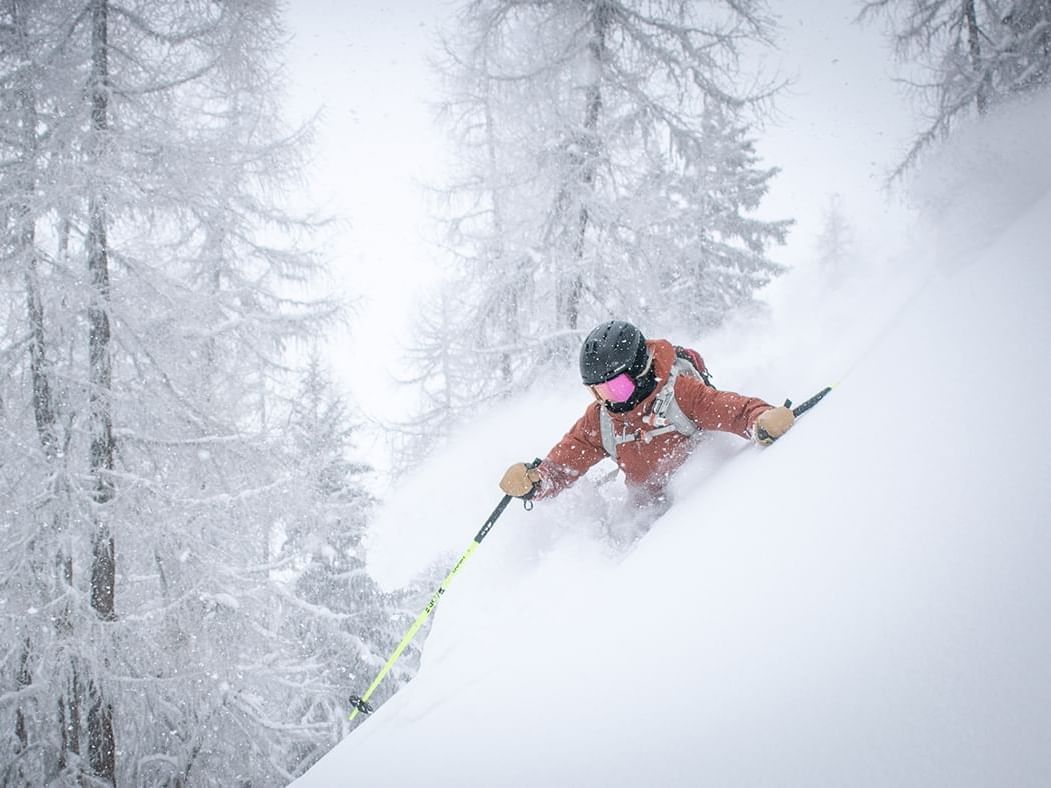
[756,386,833,444]
[349,458,543,721]
[786,386,833,419]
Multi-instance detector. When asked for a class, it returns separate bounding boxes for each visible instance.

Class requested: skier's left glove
[500,462,542,499]
[754,406,795,445]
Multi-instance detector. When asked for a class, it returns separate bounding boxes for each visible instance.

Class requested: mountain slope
[295,102,1051,788]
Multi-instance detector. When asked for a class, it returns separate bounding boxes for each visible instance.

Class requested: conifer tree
[0,1,362,783]
[862,0,1051,175]
[402,0,789,462]
[279,357,421,749]
[815,195,854,288]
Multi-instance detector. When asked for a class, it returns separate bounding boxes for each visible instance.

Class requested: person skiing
[499,320,795,506]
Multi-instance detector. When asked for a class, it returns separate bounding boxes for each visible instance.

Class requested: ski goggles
[589,350,653,404]
[591,372,636,403]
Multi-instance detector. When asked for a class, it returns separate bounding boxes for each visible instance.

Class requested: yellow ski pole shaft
[349,460,541,721]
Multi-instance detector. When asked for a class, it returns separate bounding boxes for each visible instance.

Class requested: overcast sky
[283,0,452,430]
[281,0,918,462]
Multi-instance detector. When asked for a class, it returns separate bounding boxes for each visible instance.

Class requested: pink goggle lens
[593,372,636,403]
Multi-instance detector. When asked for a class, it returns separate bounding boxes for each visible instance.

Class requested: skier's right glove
[500,462,542,499]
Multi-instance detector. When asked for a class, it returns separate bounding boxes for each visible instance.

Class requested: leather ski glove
[754,406,795,445]
[500,462,542,499]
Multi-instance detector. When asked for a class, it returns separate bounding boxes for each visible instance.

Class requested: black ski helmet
[579,320,649,385]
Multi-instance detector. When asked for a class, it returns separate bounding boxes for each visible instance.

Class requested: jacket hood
[640,339,676,405]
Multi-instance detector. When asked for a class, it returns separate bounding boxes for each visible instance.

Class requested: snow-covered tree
[274,356,421,760]
[1002,0,1051,91]
[861,0,1051,175]
[400,0,789,464]
[814,194,855,288]
[0,1,368,783]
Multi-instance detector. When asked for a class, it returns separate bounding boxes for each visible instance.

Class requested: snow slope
[294,99,1051,787]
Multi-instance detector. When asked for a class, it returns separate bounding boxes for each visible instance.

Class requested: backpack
[598,345,714,462]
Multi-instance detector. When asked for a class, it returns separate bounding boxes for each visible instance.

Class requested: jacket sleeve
[675,376,772,439]
[535,405,609,500]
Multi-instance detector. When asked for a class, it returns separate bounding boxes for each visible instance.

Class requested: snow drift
[294,96,1051,787]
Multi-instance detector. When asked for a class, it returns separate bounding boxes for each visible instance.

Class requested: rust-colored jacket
[536,339,772,501]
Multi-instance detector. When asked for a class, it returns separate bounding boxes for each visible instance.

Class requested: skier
[499,320,795,506]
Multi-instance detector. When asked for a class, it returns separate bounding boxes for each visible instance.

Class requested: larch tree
[861,0,1051,176]
[401,0,789,463]
[0,1,379,784]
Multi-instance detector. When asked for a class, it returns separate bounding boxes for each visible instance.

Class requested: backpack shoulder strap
[652,360,699,439]
[598,406,617,460]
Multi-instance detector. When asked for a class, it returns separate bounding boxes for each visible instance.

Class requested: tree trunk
[563,0,610,332]
[963,0,988,114]
[11,0,41,765]
[11,0,86,774]
[15,639,30,754]
[57,555,81,772]
[482,63,518,385]
[87,0,117,782]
